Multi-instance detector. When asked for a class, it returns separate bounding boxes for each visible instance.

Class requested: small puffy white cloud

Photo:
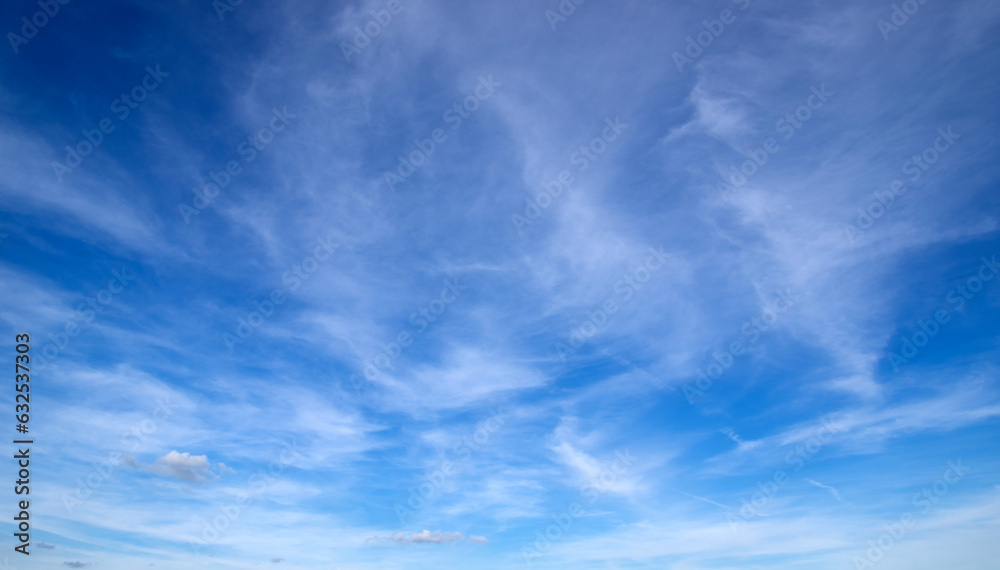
[404,530,464,544]
[468,535,488,543]
[129,450,232,483]
[152,451,215,481]
[371,530,468,545]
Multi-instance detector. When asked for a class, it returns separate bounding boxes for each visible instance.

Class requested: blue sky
[1,0,1000,568]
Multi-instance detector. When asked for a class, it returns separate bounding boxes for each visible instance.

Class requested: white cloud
[130,450,230,483]
[806,479,845,503]
[376,530,466,545]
